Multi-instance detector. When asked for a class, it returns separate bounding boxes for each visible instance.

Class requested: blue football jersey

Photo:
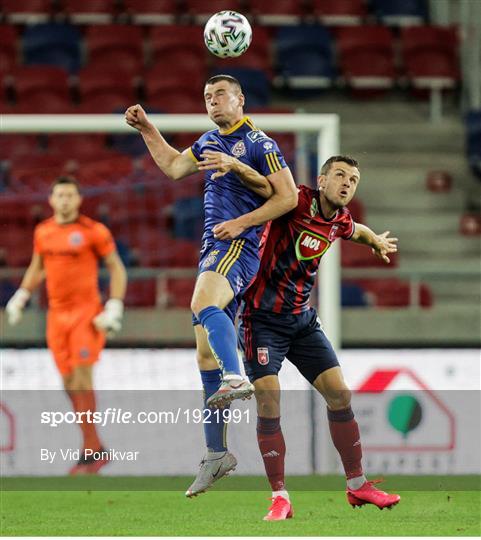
[189,116,287,248]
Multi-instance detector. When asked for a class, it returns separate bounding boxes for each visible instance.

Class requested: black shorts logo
[257,347,269,365]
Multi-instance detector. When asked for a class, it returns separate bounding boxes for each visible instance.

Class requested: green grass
[1,476,480,536]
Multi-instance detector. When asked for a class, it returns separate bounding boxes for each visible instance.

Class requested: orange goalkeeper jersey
[34,215,115,310]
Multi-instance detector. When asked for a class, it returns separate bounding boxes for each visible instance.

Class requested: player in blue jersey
[213,155,400,519]
[125,75,297,496]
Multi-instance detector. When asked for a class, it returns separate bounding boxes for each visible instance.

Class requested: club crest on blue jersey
[202,249,220,269]
[263,141,274,152]
[295,230,330,261]
[257,347,269,365]
[68,231,84,246]
[231,140,246,157]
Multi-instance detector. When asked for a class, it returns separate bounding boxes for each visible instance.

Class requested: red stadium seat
[75,153,133,185]
[8,66,70,101]
[401,26,460,90]
[147,90,205,113]
[0,225,33,266]
[0,26,18,72]
[342,240,398,267]
[63,0,117,24]
[2,0,52,24]
[250,0,305,25]
[123,0,177,24]
[149,26,207,68]
[46,134,108,159]
[144,68,205,102]
[14,93,75,113]
[337,26,396,93]
[459,213,481,236]
[124,279,157,307]
[167,277,196,308]
[350,278,433,308]
[0,135,40,159]
[185,0,243,23]
[313,0,367,26]
[85,25,145,74]
[425,170,452,192]
[9,155,68,191]
[346,197,365,222]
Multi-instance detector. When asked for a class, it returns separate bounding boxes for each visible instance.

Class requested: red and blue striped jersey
[243,185,355,314]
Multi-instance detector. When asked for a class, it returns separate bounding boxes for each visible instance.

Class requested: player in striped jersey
[237,155,400,519]
[125,75,297,497]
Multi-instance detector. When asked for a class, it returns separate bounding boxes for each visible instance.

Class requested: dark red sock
[257,416,286,491]
[327,406,363,479]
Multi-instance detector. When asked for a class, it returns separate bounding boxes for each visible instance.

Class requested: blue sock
[201,369,229,452]
[198,306,241,376]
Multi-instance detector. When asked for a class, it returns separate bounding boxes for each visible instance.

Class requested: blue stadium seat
[210,67,271,108]
[22,23,81,73]
[465,110,481,180]
[275,26,335,90]
[341,283,368,307]
[371,0,427,26]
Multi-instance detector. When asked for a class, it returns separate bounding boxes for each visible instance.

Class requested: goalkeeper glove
[93,298,124,337]
[6,288,31,326]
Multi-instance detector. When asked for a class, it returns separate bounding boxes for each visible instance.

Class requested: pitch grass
[1,476,480,536]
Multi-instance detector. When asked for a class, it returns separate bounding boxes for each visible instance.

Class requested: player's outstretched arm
[125,104,197,181]
[5,253,44,325]
[350,222,398,264]
[198,151,273,198]
[93,252,127,337]
[213,168,298,240]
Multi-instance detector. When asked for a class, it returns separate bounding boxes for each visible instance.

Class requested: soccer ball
[204,11,252,58]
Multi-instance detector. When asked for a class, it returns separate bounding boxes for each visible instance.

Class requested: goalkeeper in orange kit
[6,176,127,475]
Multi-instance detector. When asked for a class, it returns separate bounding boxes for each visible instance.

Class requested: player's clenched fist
[93,298,124,337]
[5,288,30,326]
[125,104,151,132]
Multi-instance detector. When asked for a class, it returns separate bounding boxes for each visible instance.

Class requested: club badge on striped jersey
[257,347,269,365]
[328,224,340,241]
[295,230,330,261]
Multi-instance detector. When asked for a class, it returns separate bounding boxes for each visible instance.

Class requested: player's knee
[325,388,352,410]
[254,378,280,417]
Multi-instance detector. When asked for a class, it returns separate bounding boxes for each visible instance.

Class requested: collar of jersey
[219,116,253,135]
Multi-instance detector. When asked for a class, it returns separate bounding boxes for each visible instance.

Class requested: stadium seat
[209,67,271,107]
[166,277,196,308]
[371,0,427,26]
[62,0,117,24]
[9,155,68,191]
[13,93,75,113]
[0,135,40,160]
[8,66,70,101]
[0,225,33,266]
[425,170,452,192]
[250,0,305,25]
[144,68,205,103]
[123,0,177,25]
[146,89,205,113]
[313,0,367,26]
[401,26,460,90]
[459,213,481,236]
[275,26,335,89]
[85,25,145,74]
[46,134,108,159]
[149,26,207,69]
[2,0,52,24]
[341,282,369,307]
[0,26,18,72]
[346,197,365,222]
[75,153,134,185]
[342,240,398,267]
[77,67,137,111]
[336,26,396,92]
[350,278,433,308]
[22,23,82,73]
[124,279,157,307]
[184,0,243,23]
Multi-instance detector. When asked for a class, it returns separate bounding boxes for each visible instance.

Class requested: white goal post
[1,113,341,348]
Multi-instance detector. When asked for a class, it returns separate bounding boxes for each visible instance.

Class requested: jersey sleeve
[340,212,355,240]
[249,135,287,177]
[188,136,202,163]
[33,226,42,255]
[91,223,116,258]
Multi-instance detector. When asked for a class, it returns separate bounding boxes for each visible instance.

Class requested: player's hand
[213,218,247,240]
[197,151,239,179]
[93,299,124,337]
[5,288,31,326]
[372,231,398,264]
[125,104,152,133]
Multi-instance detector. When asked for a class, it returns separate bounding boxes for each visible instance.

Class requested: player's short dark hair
[320,155,359,175]
[50,176,81,194]
[205,74,242,93]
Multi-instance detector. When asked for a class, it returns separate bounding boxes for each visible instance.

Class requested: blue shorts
[238,307,339,383]
[192,239,260,326]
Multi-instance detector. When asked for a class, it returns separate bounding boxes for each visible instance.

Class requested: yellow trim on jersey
[216,239,245,276]
[219,116,251,135]
[222,239,245,276]
[265,152,282,174]
[272,152,283,171]
[187,147,199,163]
[265,152,275,174]
[215,240,238,274]
[245,117,256,130]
